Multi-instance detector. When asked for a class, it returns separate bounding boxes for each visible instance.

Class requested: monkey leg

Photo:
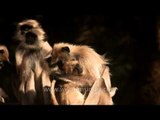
[19,79,26,105]
[41,71,51,104]
[50,80,59,105]
[25,70,36,105]
[19,70,36,105]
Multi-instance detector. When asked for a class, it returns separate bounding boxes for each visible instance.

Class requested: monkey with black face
[50,43,117,105]
[0,45,9,103]
[15,19,52,72]
[0,45,9,70]
[49,45,93,105]
[49,46,83,76]
[14,19,52,105]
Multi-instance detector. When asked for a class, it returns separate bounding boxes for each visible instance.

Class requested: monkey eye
[0,50,4,54]
[61,46,70,53]
[20,25,33,31]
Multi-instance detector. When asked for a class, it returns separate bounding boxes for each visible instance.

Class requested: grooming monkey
[0,45,9,103]
[14,19,52,104]
[49,43,117,105]
[49,45,83,76]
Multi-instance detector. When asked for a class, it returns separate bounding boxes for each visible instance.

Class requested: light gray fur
[15,19,52,105]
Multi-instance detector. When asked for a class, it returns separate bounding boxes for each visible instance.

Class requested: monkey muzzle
[25,32,38,45]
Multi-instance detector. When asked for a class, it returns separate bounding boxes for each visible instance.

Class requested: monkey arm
[0,88,8,104]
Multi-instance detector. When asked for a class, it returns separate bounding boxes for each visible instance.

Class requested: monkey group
[0,19,117,105]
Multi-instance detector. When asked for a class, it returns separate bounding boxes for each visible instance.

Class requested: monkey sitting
[0,45,9,70]
[49,45,94,105]
[14,19,52,105]
[14,19,52,72]
[0,45,9,103]
[49,42,117,105]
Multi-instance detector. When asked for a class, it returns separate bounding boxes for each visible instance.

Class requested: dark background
[0,14,160,104]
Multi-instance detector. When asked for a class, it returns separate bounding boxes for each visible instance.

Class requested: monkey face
[0,45,9,70]
[50,46,83,75]
[15,19,47,46]
[15,19,52,67]
[25,32,38,45]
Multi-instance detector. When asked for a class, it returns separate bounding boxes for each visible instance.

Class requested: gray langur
[14,19,52,105]
[49,42,117,105]
[0,45,9,70]
[0,45,9,103]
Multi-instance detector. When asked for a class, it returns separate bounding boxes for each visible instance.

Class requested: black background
[0,7,160,105]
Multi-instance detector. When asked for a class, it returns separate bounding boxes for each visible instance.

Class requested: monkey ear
[61,46,70,53]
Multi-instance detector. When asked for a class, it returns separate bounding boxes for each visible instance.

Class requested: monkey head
[15,19,48,48]
[49,46,83,75]
[15,19,52,57]
[0,45,9,70]
[15,19,47,42]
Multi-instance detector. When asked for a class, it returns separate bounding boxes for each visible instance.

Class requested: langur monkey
[0,45,9,70]
[0,45,9,103]
[49,43,117,105]
[14,19,52,104]
[15,19,52,71]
